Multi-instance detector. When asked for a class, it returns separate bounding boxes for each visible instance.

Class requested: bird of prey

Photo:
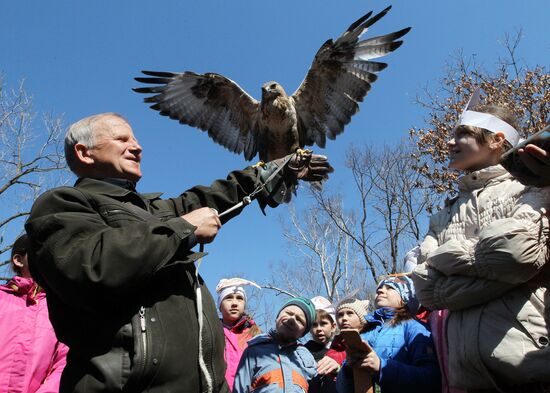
[134,6,410,162]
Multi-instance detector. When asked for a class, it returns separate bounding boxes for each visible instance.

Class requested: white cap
[311,296,336,322]
[215,277,260,308]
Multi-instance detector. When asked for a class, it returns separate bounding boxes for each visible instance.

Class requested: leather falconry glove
[281,149,334,182]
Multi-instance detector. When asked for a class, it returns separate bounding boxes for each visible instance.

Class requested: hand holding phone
[340,329,375,393]
[500,125,550,186]
[340,329,372,357]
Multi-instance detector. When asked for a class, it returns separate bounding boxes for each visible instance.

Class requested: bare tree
[410,31,549,196]
[269,142,432,301]
[268,205,367,304]
[0,76,67,279]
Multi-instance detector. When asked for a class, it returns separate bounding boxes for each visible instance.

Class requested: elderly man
[25,112,332,393]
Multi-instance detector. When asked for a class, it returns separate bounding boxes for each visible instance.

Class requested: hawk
[134,6,410,162]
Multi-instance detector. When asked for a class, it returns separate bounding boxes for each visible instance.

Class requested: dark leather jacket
[25,167,282,392]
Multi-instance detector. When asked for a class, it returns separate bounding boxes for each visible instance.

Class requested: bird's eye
[270,83,277,90]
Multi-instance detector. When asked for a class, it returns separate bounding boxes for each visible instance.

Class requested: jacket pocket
[98,205,146,227]
[503,288,549,349]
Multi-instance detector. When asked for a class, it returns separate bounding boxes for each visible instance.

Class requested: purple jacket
[0,276,68,393]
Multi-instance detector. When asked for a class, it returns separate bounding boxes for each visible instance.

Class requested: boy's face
[310,315,336,345]
[276,305,307,341]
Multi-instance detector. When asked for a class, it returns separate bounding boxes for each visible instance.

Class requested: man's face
[310,315,336,345]
[87,116,142,182]
[275,305,307,341]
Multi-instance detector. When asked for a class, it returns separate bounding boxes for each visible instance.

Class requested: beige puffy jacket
[412,165,550,391]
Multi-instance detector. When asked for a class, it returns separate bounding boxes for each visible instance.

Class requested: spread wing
[134,71,261,160]
[291,7,411,148]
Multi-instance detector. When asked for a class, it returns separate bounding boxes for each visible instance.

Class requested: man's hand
[516,144,550,187]
[317,356,340,375]
[181,207,221,244]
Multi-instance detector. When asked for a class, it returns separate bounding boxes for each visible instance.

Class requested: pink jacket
[429,310,466,393]
[222,316,258,390]
[0,276,68,393]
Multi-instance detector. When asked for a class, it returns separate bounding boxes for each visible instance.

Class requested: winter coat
[336,308,440,393]
[223,316,259,390]
[428,310,465,393]
[233,333,316,393]
[0,276,68,393]
[304,340,329,362]
[412,165,550,391]
[304,340,338,393]
[25,167,286,393]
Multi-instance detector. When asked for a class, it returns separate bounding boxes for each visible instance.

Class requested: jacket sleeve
[426,189,549,283]
[413,187,549,310]
[159,165,288,223]
[326,348,347,365]
[25,186,201,307]
[35,341,68,393]
[232,346,254,393]
[377,322,441,393]
[412,262,518,311]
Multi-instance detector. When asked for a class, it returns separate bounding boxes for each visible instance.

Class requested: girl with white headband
[215,278,261,391]
[411,93,550,392]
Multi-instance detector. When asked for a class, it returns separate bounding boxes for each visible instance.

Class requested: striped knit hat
[377,275,419,313]
[277,297,316,336]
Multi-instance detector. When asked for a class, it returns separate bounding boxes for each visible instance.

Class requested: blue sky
[1,1,549,298]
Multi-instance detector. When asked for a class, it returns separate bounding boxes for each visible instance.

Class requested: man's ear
[490,132,506,150]
[74,143,95,165]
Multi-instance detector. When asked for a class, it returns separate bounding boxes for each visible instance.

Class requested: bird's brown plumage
[134,7,410,162]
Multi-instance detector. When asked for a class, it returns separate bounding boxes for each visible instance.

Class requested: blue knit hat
[277,296,316,336]
[377,275,419,313]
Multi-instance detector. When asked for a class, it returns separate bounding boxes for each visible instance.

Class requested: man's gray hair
[65,112,128,174]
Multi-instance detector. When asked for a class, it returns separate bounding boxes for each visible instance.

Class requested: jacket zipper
[139,306,148,371]
[203,309,215,387]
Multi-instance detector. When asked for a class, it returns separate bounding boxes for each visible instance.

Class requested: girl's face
[310,316,336,345]
[375,285,403,309]
[336,308,364,332]
[447,127,496,172]
[219,293,246,324]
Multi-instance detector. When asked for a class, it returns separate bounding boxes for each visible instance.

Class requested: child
[323,298,371,369]
[305,296,338,393]
[233,297,317,393]
[411,95,549,391]
[336,276,440,393]
[0,235,68,393]
[216,278,262,391]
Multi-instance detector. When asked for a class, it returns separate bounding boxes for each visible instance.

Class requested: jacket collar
[223,315,256,332]
[1,276,44,304]
[366,307,396,326]
[458,164,512,192]
[75,178,163,200]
